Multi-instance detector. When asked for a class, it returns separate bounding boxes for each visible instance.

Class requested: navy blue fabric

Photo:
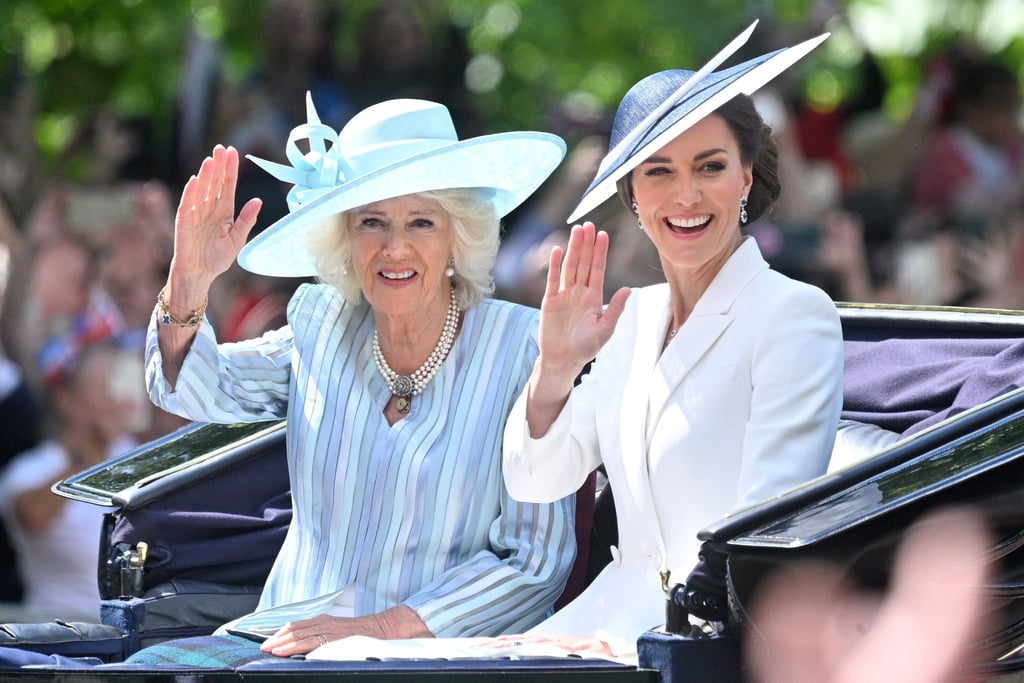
[0,647,102,669]
[841,337,1024,437]
[109,447,292,591]
[637,630,743,683]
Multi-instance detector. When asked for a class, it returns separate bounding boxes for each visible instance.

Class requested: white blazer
[503,237,844,655]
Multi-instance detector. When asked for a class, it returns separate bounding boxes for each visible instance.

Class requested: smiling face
[630,113,753,280]
[347,194,453,320]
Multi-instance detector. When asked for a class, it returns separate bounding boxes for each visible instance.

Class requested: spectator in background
[0,347,39,607]
[0,196,42,607]
[891,54,1024,309]
[345,0,479,135]
[813,50,1024,309]
[908,55,1023,229]
[0,185,187,442]
[0,231,107,389]
[213,0,353,230]
[0,341,144,623]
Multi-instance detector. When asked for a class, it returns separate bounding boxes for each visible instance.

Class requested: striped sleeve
[405,487,576,636]
[144,287,305,424]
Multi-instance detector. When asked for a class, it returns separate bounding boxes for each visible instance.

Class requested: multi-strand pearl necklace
[373,287,459,414]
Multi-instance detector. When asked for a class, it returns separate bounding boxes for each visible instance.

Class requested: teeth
[667,215,710,228]
[381,270,415,280]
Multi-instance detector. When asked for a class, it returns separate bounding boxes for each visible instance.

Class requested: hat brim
[566,33,828,224]
[238,131,566,277]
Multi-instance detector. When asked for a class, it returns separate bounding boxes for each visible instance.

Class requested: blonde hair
[304,189,500,310]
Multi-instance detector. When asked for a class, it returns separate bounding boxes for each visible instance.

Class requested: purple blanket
[109,447,291,591]
[841,336,1024,437]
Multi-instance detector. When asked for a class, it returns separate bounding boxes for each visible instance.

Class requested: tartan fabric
[123,634,278,668]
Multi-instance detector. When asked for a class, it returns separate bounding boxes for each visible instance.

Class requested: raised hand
[170,145,262,294]
[158,146,263,383]
[526,222,630,437]
[538,222,630,374]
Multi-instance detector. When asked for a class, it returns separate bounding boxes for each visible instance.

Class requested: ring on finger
[316,634,327,647]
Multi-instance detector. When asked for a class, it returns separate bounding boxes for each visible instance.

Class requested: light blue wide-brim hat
[567,22,829,224]
[238,96,567,277]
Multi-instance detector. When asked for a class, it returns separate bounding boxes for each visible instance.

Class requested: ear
[742,163,754,197]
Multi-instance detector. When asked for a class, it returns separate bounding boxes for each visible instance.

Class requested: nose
[672,175,700,206]
[381,227,410,258]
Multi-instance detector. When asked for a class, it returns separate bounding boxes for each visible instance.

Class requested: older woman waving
[134,97,574,666]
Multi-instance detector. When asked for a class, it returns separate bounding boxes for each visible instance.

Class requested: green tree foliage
[0,0,1021,182]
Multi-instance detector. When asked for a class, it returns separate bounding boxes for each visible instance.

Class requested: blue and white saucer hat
[567,21,829,224]
[238,96,567,277]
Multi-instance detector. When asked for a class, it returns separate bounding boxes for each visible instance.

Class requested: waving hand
[527,222,630,437]
[158,145,263,385]
[172,145,262,290]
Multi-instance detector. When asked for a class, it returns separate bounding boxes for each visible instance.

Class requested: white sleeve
[502,370,602,504]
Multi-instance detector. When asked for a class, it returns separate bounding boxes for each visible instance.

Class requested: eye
[643,165,672,177]
[408,218,436,230]
[699,160,726,173]
[355,216,386,231]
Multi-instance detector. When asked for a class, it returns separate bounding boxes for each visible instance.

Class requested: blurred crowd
[499,38,1024,313]
[0,0,1020,622]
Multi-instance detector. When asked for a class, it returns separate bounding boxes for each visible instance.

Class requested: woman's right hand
[526,222,629,437]
[169,145,262,298]
[537,222,630,376]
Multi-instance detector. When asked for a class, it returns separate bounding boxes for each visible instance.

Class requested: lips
[666,215,712,233]
[380,269,416,281]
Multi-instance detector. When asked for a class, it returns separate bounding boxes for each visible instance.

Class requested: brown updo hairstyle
[615,93,781,224]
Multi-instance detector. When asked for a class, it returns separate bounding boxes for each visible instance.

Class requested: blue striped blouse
[145,283,575,636]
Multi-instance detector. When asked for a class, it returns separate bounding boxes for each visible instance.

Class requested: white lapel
[607,284,669,555]
[601,239,769,566]
[646,237,769,442]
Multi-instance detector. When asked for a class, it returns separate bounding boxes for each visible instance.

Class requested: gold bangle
[157,287,208,330]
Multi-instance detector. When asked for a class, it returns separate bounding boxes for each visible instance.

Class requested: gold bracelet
[157,287,208,329]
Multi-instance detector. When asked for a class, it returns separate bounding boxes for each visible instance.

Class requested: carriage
[2,302,1023,681]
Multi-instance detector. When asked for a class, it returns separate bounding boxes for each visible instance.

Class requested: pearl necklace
[373,288,459,414]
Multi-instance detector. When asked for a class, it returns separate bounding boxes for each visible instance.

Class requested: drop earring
[341,255,351,275]
[445,259,455,278]
[631,201,642,230]
[739,196,748,225]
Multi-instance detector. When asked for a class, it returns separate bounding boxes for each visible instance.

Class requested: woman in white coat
[502,26,844,659]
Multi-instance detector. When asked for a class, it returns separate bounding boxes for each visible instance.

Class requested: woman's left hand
[259,605,431,656]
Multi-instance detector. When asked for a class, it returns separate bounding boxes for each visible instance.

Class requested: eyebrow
[355,207,439,217]
[641,148,728,165]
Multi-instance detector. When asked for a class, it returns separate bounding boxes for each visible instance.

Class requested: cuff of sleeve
[502,390,575,503]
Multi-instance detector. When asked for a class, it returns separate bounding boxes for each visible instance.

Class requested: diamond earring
[739,196,748,225]
[631,202,643,230]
